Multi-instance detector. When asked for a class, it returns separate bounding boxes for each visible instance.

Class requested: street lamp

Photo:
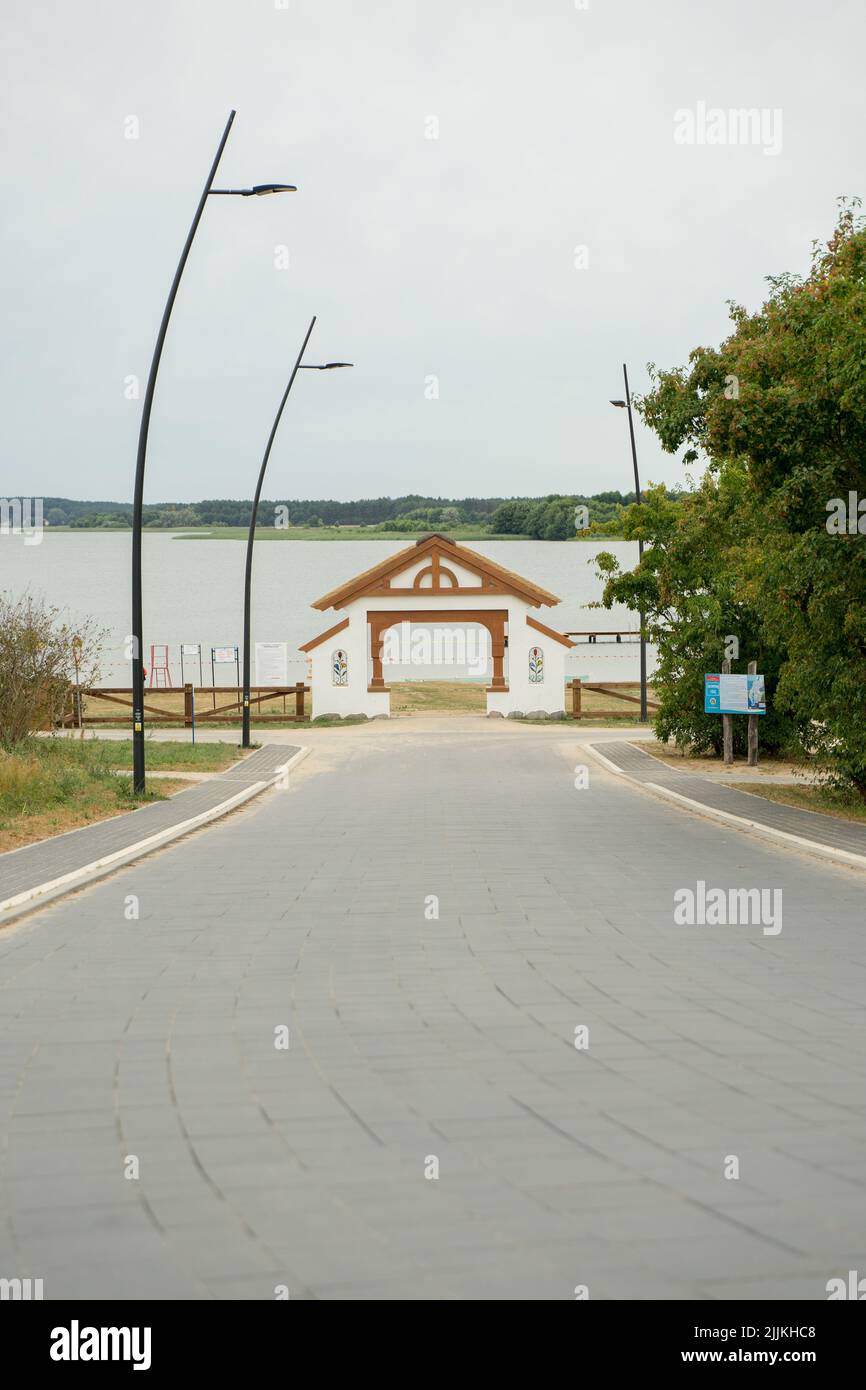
[209,184,297,197]
[131,110,296,792]
[241,317,353,748]
[610,362,648,722]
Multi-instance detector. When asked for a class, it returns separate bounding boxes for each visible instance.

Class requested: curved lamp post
[131,109,296,792]
[241,317,353,747]
[610,362,648,722]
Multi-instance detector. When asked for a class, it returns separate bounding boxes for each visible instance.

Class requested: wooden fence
[59,684,309,727]
[567,678,660,720]
[57,679,652,726]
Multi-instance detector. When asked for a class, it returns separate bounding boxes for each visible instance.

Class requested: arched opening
[369,609,507,713]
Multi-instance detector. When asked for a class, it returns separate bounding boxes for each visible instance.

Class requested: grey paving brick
[1,726,865,1298]
[0,743,298,904]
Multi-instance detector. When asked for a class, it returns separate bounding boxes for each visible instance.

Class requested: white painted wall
[306,610,387,718]
[503,616,568,715]
[304,585,571,718]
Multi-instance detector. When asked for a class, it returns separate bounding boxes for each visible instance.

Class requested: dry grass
[0,738,239,853]
[0,780,188,852]
[728,782,866,825]
[639,740,806,779]
[572,683,654,719]
[389,682,487,714]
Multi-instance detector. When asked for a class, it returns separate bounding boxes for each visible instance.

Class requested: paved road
[593,740,866,859]
[1,723,865,1300]
[0,745,298,910]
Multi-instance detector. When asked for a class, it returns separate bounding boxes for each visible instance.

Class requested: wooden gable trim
[318,539,490,609]
[312,534,561,610]
[411,562,459,590]
[312,535,449,610]
[435,542,561,606]
[526,614,576,648]
[298,616,350,653]
[361,584,505,598]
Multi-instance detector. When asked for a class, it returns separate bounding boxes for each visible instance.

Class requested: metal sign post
[180,643,203,688]
[211,646,240,713]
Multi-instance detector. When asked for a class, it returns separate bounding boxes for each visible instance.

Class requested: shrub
[0,593,102,747]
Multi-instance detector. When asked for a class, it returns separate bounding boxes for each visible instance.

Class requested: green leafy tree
[539,499,575,540]
[489,500,533,534]
[627,201,866,792]
[594,479,795,755]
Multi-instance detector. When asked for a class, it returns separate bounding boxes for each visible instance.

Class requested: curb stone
[586,741,866,874]
[0,746,310,925]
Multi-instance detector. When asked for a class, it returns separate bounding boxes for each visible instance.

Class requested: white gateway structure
[300,533,575,719]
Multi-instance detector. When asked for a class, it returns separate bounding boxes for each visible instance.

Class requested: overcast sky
[3,0,863,503]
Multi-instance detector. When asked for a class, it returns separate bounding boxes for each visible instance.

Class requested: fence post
[184,683,193,729]
[572,678,582,721]
[295,682,305,720]
[747,659,759,767]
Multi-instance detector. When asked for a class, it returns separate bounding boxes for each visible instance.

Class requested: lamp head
[301,362,354,371]
[209,183,297,196]
[248,183,297,196]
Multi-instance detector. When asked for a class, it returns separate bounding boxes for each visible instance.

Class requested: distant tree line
[36,492,677,535]
[487,492,680,539]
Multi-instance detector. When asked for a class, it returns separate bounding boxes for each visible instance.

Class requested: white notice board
[255,642,288,685]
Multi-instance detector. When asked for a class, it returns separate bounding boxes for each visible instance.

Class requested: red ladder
[149,644,172,688]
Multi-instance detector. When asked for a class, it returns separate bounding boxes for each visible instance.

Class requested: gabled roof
[526,614,575,648]
[298,616,349,653]
[311,533,561,610]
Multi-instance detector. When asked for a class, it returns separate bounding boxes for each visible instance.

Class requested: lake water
[0,532,655,686]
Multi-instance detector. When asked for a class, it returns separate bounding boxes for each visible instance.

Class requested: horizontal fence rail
[567,678,660,720]
[58,684,310,727]
[56,680,653,726]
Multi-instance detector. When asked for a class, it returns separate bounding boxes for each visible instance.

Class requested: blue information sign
[705,673,766,715]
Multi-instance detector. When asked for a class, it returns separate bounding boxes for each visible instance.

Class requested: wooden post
[489,614,507,690]
[747,659,759,767]
[369,618,386,688]
[572,678,582,721]
[722,658,733,766]
[295,682,305,720]
[183,683,193,729]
